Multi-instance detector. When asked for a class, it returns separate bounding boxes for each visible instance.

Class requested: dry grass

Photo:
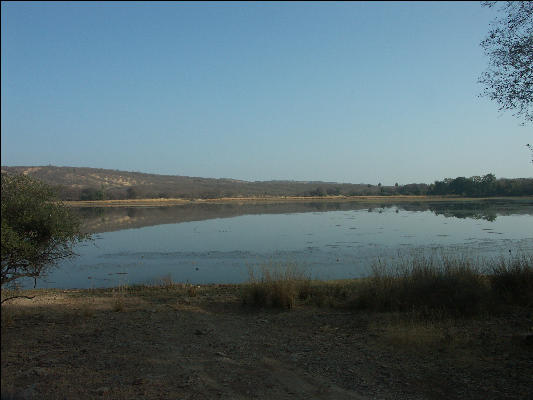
[241,262,311,309]
[111,285,127,312]
[350,254,491,316]
[186,284,199,297]
[157,274,176,289]
[240,254,533,317]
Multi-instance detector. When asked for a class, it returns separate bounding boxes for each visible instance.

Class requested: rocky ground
[1,285,532,400]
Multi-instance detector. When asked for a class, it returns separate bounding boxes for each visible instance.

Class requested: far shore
[63,195,533,207]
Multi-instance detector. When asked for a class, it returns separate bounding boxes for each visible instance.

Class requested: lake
[26,199,533,289]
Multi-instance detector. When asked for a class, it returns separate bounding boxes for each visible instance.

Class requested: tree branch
[1,295,35,304]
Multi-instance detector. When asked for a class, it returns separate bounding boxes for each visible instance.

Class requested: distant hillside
[0,166,380,200]
[2,166,532,200]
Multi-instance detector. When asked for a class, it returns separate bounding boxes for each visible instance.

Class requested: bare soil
[2,285,532,400]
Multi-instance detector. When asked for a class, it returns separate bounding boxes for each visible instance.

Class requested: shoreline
[63,195,533,207]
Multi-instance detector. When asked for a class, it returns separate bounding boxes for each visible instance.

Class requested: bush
[1,174,90,289]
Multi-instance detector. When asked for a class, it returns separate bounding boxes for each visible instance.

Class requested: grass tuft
[111,285,127,312]
[241,262,310,309]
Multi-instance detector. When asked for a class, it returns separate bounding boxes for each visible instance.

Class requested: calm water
[26,200,533,289]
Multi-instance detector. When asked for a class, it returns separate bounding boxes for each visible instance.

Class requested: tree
[1,174,90,290]
[126,186,138,199]
[479,2,533,122]
[80,187,105,201]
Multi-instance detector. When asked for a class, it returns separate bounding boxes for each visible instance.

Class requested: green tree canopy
[1,174,90,287]
[479,1,533,123]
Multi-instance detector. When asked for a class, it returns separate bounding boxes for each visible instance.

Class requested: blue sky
[1,1,531,184]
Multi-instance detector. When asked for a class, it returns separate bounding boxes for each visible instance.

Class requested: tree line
[302,174,533,198]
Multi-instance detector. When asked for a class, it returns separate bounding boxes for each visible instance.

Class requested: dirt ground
[1,285,532,400]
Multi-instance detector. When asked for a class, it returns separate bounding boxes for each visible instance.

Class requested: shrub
[1,174,90,290]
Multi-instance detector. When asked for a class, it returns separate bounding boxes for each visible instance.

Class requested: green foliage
[397,183,428,195]
[126,186,138,199]
[428,174,533,196]
[308,187,327,197]
[1,174,90,287]
[479,1,533,123]
[80,187,105,201]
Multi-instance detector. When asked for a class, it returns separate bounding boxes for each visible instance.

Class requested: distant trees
[126,187,138,199]
[427,173,532,196]
[308,187,327,197]
[479,1,533,122]
[1,174,89,290]
[397,183,429,195]
[326,187,341,196]
[80,187,105,201]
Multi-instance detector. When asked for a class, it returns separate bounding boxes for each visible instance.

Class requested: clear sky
[1,1,531,185]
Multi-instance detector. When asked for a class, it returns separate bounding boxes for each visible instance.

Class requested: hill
[0,166,379,200]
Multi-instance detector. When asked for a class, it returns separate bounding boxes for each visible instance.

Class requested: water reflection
[73,199,533,234]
